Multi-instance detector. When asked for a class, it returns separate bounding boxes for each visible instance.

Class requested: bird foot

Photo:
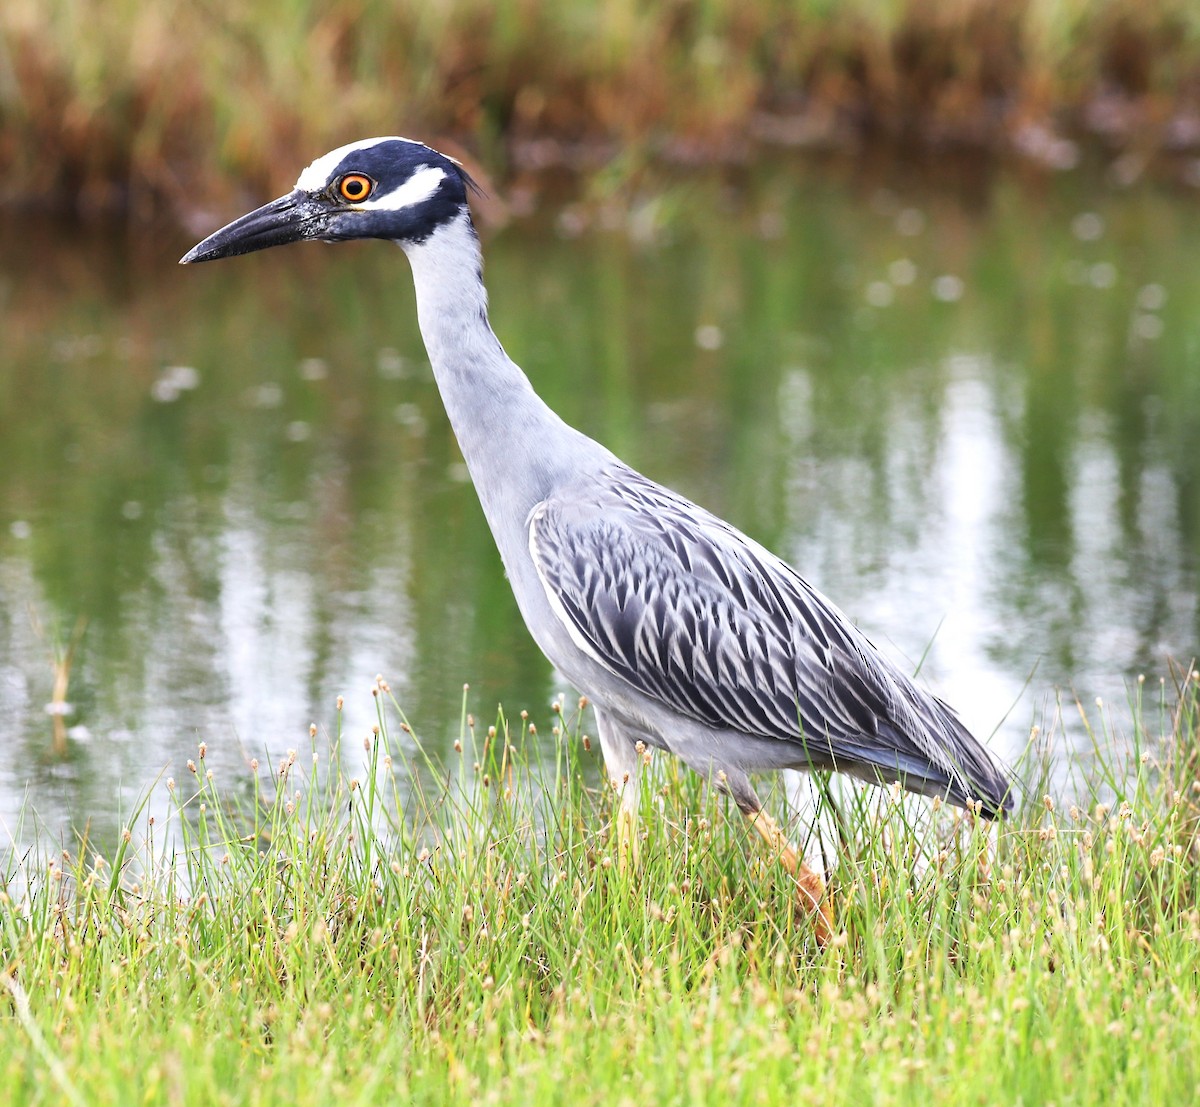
[748,809,834,948]
[792,866,835,948]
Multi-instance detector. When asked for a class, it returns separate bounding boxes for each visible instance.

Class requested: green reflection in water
[1,161,1198,844]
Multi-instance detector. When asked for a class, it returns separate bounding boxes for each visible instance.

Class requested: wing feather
[528,463,1010,812]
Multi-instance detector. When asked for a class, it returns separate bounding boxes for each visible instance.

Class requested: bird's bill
[179,190,322,264]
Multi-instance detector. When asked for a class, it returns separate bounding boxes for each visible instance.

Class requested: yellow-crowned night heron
[182,137,1013,943]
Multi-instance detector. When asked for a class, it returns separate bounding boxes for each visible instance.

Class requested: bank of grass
[3,0,1200,215]
[2,675,1199,1106]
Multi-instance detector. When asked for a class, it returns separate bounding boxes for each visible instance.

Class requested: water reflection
[1,164,1198,846]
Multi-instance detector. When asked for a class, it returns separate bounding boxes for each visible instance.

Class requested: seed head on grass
[5,674,1200,1102]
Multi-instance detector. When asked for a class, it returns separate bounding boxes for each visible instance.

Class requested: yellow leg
[614,804,640,869]
[596,710,641,870]
[749,809,834,947]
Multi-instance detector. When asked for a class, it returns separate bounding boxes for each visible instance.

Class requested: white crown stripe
[294,136,423,192]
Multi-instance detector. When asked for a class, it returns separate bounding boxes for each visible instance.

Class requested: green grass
[4,0,1200,214]
[2,674,1199,1105]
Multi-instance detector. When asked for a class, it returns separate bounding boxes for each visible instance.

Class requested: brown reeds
[2,0,1199,217]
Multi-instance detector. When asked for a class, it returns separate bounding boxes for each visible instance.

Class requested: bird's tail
[916,696,1016,818]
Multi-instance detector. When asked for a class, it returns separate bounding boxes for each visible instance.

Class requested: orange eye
[337,174,372,202]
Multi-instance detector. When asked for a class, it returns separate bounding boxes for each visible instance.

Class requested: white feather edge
[526,502,615,672]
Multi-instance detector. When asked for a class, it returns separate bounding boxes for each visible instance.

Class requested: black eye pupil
[343,177,366,198]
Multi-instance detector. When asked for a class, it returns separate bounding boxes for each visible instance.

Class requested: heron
[182,137,1013,943]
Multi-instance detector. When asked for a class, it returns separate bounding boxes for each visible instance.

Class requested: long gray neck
[400,211,610,552]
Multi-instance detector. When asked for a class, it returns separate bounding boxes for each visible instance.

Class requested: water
[2,161,1198,846]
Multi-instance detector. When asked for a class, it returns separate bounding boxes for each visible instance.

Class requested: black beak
[179,190,324,264]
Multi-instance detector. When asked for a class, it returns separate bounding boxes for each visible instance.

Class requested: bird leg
[748,808,834,946]
[596,710,640,869]
[614,803,639,869]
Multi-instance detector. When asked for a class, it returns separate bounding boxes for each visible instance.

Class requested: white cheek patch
[358,165,447,211]
[294,135,421,192]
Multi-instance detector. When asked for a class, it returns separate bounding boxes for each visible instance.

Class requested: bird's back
[528,463,1013,817]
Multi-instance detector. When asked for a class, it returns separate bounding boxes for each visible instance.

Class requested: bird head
[180,137,480,264]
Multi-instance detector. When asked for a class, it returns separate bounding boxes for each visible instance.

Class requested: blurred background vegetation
[3,0,1200,218]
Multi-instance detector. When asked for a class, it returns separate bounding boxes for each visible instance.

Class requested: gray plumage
[529,464,1006,814]
[182,136,1013,834]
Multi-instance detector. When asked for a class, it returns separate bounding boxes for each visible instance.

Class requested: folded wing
[528,463,1011,815]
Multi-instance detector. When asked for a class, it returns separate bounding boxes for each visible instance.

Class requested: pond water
[2,160,1199,848]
